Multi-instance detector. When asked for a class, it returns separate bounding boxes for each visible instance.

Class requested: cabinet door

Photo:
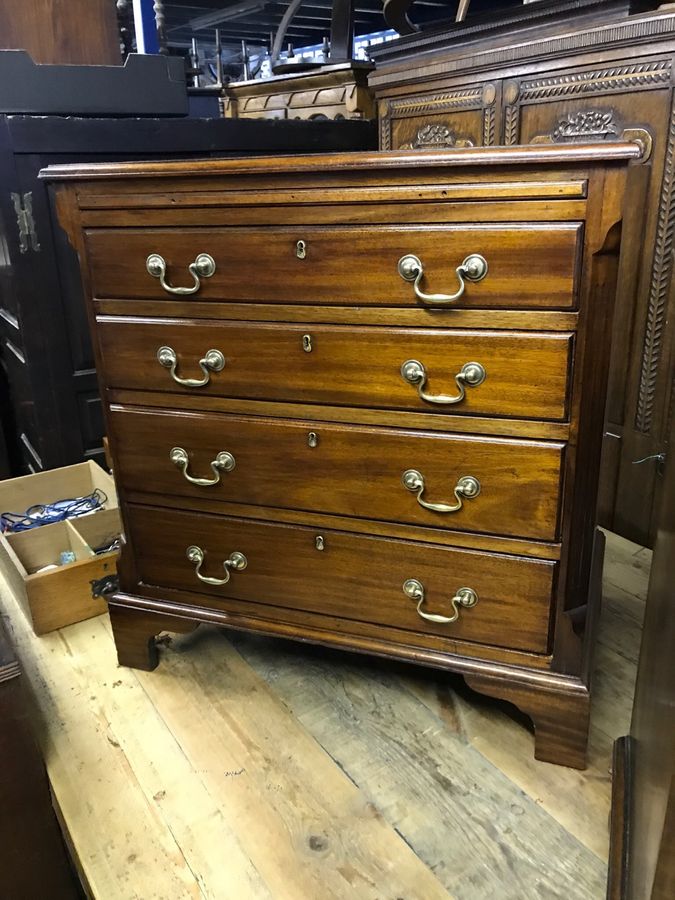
[501,64,674,547]
[378,81,500,150]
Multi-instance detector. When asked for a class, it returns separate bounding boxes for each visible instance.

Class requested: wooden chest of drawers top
[44,143,638,768]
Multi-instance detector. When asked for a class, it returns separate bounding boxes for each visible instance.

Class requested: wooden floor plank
[0,606,203,900]
[601,530,651,600]
[0,526,648,900]
[105,618,452,900]
[228,630,608,899]
[66,616,272,900]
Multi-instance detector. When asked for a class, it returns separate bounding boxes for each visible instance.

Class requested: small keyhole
[296,240,307,259]
[308,432,318,448]
[303,334,312,353]
[315,535,325,551]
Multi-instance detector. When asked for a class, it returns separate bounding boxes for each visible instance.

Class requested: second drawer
[98,318,573,421]
[111,407,565,541]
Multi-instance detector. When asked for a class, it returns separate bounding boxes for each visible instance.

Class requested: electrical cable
[0,489,108,533]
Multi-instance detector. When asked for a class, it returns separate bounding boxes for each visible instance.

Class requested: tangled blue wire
[1,489,108,533]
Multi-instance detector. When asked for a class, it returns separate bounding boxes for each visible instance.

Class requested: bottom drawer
[127,505,555,654]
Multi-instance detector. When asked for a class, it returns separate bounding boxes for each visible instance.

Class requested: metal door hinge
[11,192,40,253]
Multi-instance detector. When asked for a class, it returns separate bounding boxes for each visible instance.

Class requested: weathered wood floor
[0,529,649,899]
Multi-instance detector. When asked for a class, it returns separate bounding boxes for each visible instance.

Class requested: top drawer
[85,224,582,309]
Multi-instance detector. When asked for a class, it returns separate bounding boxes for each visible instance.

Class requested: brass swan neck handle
[186,545,247,586]
[170,447,235,486]
[398,253,488,305]
[401,359,486,405]
[146,252,216,296]
[403,579,478,625]
[157,346,225,388]
[402,469,480,514]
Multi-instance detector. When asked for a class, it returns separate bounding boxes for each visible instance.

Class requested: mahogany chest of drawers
[45,142,640,769]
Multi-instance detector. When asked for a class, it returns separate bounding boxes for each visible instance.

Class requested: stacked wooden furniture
[222,62,375,121]
[46,141,639,769]
[369,0,675,548]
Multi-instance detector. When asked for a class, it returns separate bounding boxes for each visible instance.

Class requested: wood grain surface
[111,408,565,541]
[125,503,555,654]
[86,223,581,308]
[98,318,573,420]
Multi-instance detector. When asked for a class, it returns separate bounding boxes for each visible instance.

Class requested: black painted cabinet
[0,116,375,475]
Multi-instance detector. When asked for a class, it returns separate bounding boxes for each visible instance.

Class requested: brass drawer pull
[402,469,480,513]
[146,252,216,295]
[403,579,478,625]
[398,253,488,305]
[186,545,247,586]
[157,346,225,387]
[170,446,235,486]
[401,359,486,405]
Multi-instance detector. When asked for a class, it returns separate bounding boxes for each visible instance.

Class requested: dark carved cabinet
[0,115,375,477]
[370,0,675,546]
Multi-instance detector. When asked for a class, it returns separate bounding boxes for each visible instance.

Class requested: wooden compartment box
[0,461,120,634]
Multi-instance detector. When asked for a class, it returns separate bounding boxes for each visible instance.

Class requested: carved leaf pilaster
[504,107,520,145]
[379,101,392,151]
[481,83,496,146]
[483,106,496,146]
[636,101,675,434]
[503,81,520,146]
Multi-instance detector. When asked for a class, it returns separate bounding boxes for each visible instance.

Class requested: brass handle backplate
[398,253,488,305]
[186,545,247,586]
[146,252,216,295]
[157,346,225,387]
[403,579,478,624]
[401,359,486,405]
[402,469,480,513]
[170,447,235,486]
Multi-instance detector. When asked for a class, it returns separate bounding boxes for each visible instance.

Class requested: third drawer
[111,407,565,541]
[98,318,573,421]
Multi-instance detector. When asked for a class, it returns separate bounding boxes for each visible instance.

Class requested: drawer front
[111,408,564,541]
[98,318,573,421]
[127,504,555,654]
[86,224,581,309]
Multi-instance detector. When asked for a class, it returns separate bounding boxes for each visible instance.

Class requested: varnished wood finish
[111,407,564,541]
[370,2,675,548]
[0,0,120,65]
[464,671,590,770]
[607,416,675,898]
[223,62,375,121]
[99,319,573,420]
[86,223,582,308]
[44,141,641,179]
[108,603,198,671]
[126,504,555,654]
[608,735,632,900]
[45,144,634,768]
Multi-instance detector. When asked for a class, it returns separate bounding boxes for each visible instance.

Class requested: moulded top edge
[39,142,642,182]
